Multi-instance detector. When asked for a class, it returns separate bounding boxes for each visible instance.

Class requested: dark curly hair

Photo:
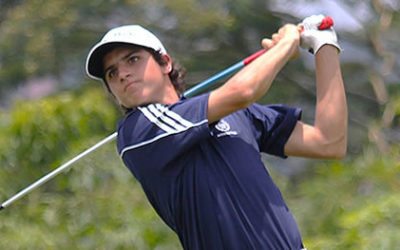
[151,49,187,96]
[101,44,187,113]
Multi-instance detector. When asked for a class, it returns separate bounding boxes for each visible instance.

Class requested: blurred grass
[1,140,180,250]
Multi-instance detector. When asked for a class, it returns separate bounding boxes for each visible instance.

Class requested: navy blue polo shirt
[117,93,304,249]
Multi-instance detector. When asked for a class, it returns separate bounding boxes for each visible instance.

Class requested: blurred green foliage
[0,87,118,191]
[290,148,400,249]
[0,87,181,249]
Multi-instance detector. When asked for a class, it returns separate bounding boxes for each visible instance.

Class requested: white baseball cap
[86,25,167,80]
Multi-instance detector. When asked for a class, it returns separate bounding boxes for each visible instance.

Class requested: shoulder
[116,99,210,153]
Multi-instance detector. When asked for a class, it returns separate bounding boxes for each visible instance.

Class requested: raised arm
[207,24,301,124]
[285,15,348,159]
[284,45,347,159]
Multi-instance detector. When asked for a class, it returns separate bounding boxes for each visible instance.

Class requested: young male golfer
[85,15,347,250]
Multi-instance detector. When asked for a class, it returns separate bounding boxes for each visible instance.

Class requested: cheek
[144,60,165,80]
[107,83,118,96]
[107,83,123,102]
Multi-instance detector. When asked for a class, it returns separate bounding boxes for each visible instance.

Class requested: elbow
[240,88,258,107]
[330,144,347,159]
[322,135,347,159]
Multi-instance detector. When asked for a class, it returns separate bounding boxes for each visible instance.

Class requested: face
[102,45,176,108]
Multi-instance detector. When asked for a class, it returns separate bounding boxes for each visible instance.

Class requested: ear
[161,54,173,74]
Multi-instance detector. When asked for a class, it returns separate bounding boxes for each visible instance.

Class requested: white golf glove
[300,15,342,54]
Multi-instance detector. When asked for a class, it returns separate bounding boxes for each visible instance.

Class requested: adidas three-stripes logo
[120,104,207,157]
[139,104,194,133]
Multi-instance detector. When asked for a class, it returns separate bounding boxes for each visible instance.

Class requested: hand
[261,24,301,49]
[262,24,301,59]
[300,15,342,54]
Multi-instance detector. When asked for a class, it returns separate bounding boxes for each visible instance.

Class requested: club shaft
[183,62,244,98]
[1,132,117,209]
[183,49,269,98]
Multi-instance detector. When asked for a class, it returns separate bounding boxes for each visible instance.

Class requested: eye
[107,68,117,80]
[127,55,139,64]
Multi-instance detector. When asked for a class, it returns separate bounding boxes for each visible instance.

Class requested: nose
[118,64,132,82]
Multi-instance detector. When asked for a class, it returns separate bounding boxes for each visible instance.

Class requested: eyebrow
[103,49,140,77]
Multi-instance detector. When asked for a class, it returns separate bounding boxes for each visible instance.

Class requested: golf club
[1,16,333,211]
[183,16,334,97]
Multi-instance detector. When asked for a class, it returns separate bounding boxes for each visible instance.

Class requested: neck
[157,78,180,105]
[161,88,180,105]
[165,95,180,104]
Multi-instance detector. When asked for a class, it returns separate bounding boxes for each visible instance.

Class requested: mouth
[124,81,137,92]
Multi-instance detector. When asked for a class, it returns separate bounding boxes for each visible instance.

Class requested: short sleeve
[116,93,211,180]
[246,104,302,158]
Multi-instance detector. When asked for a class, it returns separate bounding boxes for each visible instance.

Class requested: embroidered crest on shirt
[214,119,238,137]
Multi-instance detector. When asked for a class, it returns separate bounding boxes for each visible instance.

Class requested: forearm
[208,35,298,123]
[314,45,348,154]
[229,38,298,103]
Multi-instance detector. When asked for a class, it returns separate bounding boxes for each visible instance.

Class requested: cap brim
[86,42,165,81]
[86,42,124,80]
